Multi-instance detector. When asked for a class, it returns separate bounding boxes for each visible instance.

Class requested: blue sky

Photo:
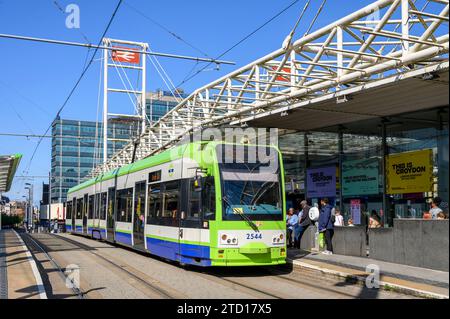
[0,0,377,203]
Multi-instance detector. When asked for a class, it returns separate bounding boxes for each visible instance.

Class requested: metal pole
[103,39,109,164]
[48,172,52,233]
[338,128,344,213]
[141,43,147,134]
[304,132,309,201]
[401,0,410,58]
[0,192,3,231]
[381,120,388,227]
[0,33,235,65]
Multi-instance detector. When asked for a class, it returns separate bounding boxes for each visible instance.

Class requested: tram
[65,141,286,266]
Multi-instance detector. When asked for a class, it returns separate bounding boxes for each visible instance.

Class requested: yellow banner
[386,149,433,194]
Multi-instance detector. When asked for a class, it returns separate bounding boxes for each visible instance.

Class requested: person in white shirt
[334,208,345,227]
[429,197,443,220]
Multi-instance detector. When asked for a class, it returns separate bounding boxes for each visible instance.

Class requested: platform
[287,248,449,299]
[0,229,46,299]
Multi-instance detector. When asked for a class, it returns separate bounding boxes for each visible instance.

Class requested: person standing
[295,200,312,249]
[286,208,298,248]
[429,197,443,220]
[333,207,344,227]
[319,198,334,255]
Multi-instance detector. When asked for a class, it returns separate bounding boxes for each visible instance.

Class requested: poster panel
[386,149,433,194]
[342,158,379,196]
[306,166,336,198]
[350,199,361,225]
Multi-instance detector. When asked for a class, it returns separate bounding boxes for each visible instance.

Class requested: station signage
[386,149,433,194]
[112,46,140,64]
[306,166,336,198]
[342,158,379,196]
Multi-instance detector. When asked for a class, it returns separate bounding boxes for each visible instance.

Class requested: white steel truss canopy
[0,154,22,193]
[89,0,449,178]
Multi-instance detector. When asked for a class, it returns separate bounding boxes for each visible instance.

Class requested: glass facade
[51,118,139,203]
[280,106,449,227]
[146,89,187,124]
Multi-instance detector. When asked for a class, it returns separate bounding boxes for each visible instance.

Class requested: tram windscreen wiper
[223,196,259,232]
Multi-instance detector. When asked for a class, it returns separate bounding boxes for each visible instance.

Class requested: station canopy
[0,154,22,193]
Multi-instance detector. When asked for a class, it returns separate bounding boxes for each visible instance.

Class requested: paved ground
[13,231,419,299]
[288,248,449,298]
[0,229,44,299]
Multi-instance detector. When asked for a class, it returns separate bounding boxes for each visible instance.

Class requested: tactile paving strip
[0,231,8,299]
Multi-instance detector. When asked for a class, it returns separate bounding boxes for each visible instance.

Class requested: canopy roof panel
[0,154,22,193]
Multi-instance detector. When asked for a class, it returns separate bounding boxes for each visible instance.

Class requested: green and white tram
[65,141,286,266]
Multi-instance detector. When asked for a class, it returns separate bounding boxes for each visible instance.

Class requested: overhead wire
[23,0,124,177]
[175,0,301,88]
[123,0,211,58]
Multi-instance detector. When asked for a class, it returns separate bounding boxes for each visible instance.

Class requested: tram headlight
[220,233,238,245]
[272,233,285,245]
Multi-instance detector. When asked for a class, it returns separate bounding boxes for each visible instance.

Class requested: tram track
[52,234,184,299]
[53,233,358,299]
[261,266,366,299]
[20,232,86,299]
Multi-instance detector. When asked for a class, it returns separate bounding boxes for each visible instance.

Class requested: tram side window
[116,188,133,223]
[147,184,161,224]
[94,193,100,219]
[88,195,94,219]
[163,181,179,220]
[66,201,72,219]
[134,182,146,224]
[76,198,83,219]
[100,192,107,220]
[202,176,216,220]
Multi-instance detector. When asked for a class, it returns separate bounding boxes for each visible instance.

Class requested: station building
[271,71,449,227]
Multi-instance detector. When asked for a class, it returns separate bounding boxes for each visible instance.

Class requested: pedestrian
[333,207,344,227]
[347,218,355,226]
[437,212,446,220]
[423,211,432,220]
[295,200,312,249]
[286,208,298,248]
[368,210,382,228]
[429,197,443,220]
[318,198,334,255]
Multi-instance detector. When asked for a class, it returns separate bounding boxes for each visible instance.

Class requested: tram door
[106,187,116,242]
[178,179,203,263]
[133,181,146,250]
[83,194,88,234]
[72,198,76,232]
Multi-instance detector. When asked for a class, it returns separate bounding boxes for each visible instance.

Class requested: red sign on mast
[111,46,140,64]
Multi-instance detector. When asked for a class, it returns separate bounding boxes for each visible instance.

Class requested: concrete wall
[299,226,316,250]
[332,226,367,257]
[298,225,367,257]
[369,219,449,272]
[368,228,394,262]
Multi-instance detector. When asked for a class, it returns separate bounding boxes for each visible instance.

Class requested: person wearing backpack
[319,198,334,255]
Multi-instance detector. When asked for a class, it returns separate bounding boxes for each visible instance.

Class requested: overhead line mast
[0,33,235,66]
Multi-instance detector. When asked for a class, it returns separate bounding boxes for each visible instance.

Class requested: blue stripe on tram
[146,237,211,266]
[115,231,132,246]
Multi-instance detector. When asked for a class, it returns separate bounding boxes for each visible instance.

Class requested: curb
[287,258,449,300]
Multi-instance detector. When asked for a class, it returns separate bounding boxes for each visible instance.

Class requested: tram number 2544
[246,233,263,240]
